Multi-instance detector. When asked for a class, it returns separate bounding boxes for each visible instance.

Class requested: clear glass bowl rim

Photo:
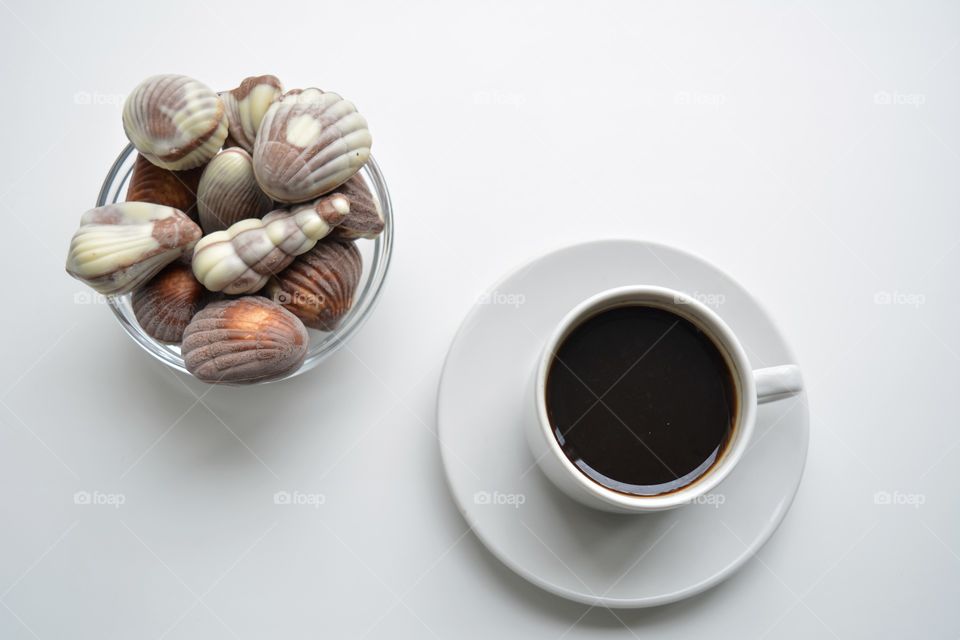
[97,143,394,384]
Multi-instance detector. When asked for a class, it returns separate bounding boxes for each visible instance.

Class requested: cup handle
[754,365,803,404]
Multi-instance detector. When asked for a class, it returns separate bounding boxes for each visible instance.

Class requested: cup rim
[534,285,757,511]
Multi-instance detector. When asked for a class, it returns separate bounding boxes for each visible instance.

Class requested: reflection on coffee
[545,305,737,496]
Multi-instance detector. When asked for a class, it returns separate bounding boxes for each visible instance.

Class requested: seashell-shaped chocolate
[127,153,204,221]
[66,202,202,296]
[264,240,362,331]
[219,75,283,153]
[123,74,228,170]
[182,296,308,383]
[192,194,349,294]
[197,148,273,233]
[253,88,372,203]
[327,174,384,240]
[132,262,209,343]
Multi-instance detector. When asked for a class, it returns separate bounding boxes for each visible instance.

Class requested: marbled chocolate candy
[219,75,283,153]
[253,88,371,203]
[66,202,201,296]
[197,148,273,233]
[182,296,308,383]
[132,262,209,343]
[265,240,362,330]
[126,153,203,221]
[123,74,228,170]
[328,174,384,240]
[191,194,348,294]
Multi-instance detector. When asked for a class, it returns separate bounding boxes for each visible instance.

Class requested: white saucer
[437,240,809,608]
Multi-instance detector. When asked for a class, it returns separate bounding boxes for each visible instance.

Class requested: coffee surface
[545,305,736,496]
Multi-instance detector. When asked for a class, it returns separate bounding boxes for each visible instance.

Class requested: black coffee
[545,305,736,496]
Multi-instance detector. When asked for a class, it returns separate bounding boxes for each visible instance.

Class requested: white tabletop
[2,1,958,638]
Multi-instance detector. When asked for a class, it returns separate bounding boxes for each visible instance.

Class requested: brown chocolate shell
[182,297,308,383]
[127,153,203,221]
[264,240,362,330]
[328,174,384,240]
[132,262,210,343]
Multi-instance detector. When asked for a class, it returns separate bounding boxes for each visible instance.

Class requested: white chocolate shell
[123,74,228,170]
[252,88,372,203]
[182,297,308,384]
[191,194,349,294]
[197,148,273,234]
[66,202,202,296]
[219,75,283,153]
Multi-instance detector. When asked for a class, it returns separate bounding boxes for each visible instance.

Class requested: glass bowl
[97,144,394,383]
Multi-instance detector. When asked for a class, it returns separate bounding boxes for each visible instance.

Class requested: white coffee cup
[525,286,803,513]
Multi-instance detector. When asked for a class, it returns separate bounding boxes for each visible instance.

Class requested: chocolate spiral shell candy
[126,153,203,221]
[191,194,349,294]
[182,297,308,383]
[122,74,228,170]
[132,262,209,343]
[327,174,384,240]
[65,202,202,296]
[197,148,273,233]
[219,75,283,153]
[253,88,372,203]
[264,240,362,330]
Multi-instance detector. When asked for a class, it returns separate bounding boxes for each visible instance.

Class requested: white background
[1,1,958,638]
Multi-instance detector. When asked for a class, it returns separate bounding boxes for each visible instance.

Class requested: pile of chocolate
[65,74,384,384]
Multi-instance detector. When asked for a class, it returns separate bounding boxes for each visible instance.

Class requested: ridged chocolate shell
[192,194,349,294]
[197,148,273,233]
[219,75,283,153]
[65,202,202,296]
[132,262,209,343]
[126,153,203,221]
[327,174,384,240]
[182,297,308,383]
[123,74,228,170]
[253,88,371,203]
[264,240,362,331]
